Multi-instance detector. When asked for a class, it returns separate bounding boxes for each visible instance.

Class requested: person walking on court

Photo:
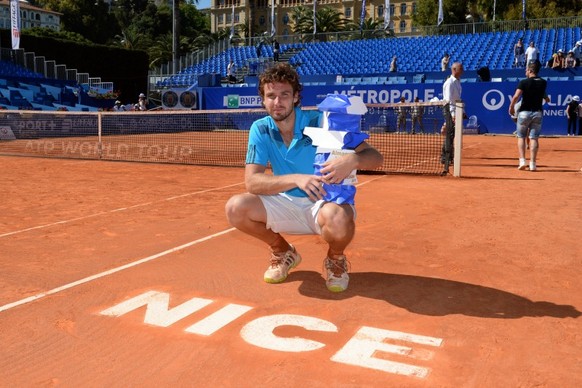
[225,63,383,292]
[441,62,464,175]
[566,95,580,136]
[509,60,550,171]
[410,97,424,134]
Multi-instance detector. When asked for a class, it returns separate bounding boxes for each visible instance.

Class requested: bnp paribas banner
[201,81,581,136]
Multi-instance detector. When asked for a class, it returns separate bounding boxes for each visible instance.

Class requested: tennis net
[0,101,460,175]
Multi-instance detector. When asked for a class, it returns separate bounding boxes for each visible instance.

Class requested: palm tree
[291,6,347,42]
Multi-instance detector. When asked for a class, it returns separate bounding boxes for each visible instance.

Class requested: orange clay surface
[1,135,581,387]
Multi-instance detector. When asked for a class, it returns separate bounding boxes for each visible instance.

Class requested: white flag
[10,0,20,50]
[271,0,276,37]
[230,3,235,39]
[437,0,444,26]
[313,0,317,35]
[384,0,390,30]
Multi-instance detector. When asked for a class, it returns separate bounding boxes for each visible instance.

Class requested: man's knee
[225,194,250,225]
[318,204,355,237]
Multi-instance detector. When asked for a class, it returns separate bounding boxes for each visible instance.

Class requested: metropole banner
[10,0,20,50]
[202,81,582,135]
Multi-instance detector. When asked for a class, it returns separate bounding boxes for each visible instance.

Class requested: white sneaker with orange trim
[324,256,350,292]
[263,245,302,284]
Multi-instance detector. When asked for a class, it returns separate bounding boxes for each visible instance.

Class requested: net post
[97,112,102,159]
[453,101,464,177]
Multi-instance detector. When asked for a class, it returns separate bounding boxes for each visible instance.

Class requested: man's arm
[320,142,383,184]
[509,89,523,116]
[244,164,326,201]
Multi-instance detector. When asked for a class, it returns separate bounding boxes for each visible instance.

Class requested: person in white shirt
[571,41,582,66]
[227,60,236,83]
[525,41,540,66]
[441,62,464,175]
[137,93,147,111]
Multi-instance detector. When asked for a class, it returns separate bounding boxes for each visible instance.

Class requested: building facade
[0,0,61,31]
[209,0,417,39]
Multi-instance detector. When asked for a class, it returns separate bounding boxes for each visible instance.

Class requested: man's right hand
[297,175,326,201]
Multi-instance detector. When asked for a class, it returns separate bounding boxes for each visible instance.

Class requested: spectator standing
[396,97,407,132]
[256,41,263,57]
[509,60,550,171]
[410,96,424,134]
[571,41,582,66]
[228,60,237,83]
[577,101,582,136]
[224,63,383,293]
[525,41,540,66]
[273,39,280,62]
[514,38,526,67]
[441,53,450,72]
[441,62,464,174]
[390,56,397,72]
[566,96,580,136]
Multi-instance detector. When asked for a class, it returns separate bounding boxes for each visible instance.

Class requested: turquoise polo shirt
[246,107,321,198]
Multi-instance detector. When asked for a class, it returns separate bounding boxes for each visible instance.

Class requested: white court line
[0,178,384,314]
[0,228,236,313]
[0,182,244,238]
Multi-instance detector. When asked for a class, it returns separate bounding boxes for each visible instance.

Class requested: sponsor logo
[482,89,505,111]
[227,95,239,109]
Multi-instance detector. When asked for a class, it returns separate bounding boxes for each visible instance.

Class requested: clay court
[1,135,581,387]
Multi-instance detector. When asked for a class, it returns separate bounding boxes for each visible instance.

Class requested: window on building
[400,3,407,16]
[218,14,224,24]
[390,4,395,17]
[259,15,265,25]
[412,2,417,14]
[378,5,383,17]
[283,13,289,25]
[399,20,406,32]
[345,7,351,18]
[234,12,239,23]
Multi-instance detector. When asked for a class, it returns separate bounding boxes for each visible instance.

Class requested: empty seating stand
[156,26,581,88]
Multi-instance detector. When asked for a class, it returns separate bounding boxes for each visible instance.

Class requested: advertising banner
[10,0,20,50]
[201,81,581,135]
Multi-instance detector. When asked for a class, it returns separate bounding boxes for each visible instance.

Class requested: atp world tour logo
[482,90,505,111]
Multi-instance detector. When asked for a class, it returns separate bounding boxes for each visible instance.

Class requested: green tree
[291,6,346,34]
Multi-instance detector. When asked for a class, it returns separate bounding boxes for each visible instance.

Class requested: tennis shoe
[518,160,527,170]
[529,162,536,171]
[264,245,301,284]
[324,256,350,292]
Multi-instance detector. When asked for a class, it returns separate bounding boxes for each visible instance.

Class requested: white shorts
[259,193,356,235]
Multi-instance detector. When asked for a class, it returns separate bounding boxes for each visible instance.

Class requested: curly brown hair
[258,63,303,107]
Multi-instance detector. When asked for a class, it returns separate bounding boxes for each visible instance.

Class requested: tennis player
[509,60,550,171]
[225,63,383,292]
